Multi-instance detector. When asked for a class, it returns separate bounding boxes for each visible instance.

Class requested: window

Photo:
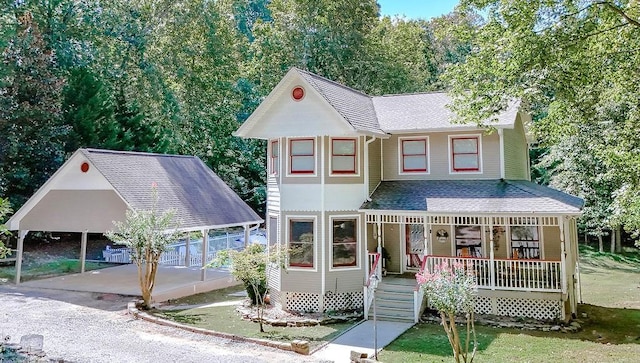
[289,138,315,174]
[268,216,278,248]
[451,136,480,172]
[510,226,540,259]
[331,139,357,174]
[455,225,482,257]
[269,140,279,175]
[400,138,428,173]
[289,219,314,267]
[332,219,357,267]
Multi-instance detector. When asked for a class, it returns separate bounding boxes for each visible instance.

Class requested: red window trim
[289,138,315,174]
[331,138,357,174]
[451,136,480,172]
[289,219,314,268]
[401,138,428,173]
[270,140,278,175]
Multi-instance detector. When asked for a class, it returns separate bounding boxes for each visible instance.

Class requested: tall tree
[0,11,67,208]
[445,0,640,239]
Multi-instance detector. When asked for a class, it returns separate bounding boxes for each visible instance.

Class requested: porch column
[80,230,88,273]
[488,222,495,290]
[244,224,250,247]
[185,233,191,267]
[559,220,567,295]
[201,228,209,281]
[15,230,27,284]
[376,222,382,254]
[423,218,430,257]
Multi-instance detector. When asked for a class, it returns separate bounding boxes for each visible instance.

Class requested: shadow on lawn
[384,303,640,358]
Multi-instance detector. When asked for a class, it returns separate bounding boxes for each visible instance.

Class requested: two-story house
[234,68,583,322]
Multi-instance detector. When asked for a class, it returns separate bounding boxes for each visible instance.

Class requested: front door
[405,224,424,271]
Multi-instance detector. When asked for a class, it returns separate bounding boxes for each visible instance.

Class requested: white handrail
[424,255,562,292]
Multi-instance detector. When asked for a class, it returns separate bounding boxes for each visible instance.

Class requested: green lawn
[379,245,640,363]
[155,287,354,350]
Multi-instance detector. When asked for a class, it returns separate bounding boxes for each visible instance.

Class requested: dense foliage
[1,0,638,245]
[0,0,463,216]
[446,0,640,243]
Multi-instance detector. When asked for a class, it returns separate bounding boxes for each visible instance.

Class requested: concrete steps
[368,277,416,323]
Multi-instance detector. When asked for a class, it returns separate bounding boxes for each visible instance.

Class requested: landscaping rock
[291,339,310,355]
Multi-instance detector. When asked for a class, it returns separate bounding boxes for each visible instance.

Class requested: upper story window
[289,138,315,175]
[289,218,314,268]
[269,140,279,175]
[399,137,429,173]
[331,138,357,175]
[451,135,481,172]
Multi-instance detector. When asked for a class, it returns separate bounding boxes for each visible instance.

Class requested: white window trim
[269,139,279,176]
[329,215,361,271]
[285,215,318,271]
[286,137,318,177]
[329,137,360,177]
[448,134,483,174]
[398,136,430,175]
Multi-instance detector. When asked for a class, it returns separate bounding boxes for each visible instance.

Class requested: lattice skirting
[283,292,320,312]
[428,296,562,320]
[474,296,493,315]
[496,297,562,320]
[324,291,363,312]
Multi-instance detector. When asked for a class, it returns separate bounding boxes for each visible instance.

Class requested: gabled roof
[372,93,520,132]
[296,69,383,134]
[80,149,262,230]
[235,68,524,139]
[360,179,583,215]
[6,149,262,232]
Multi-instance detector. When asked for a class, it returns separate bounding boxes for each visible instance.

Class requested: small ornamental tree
[416,261,478,363]
[0,198,12,258]
[105,184,180,309]
[209,243,287,333]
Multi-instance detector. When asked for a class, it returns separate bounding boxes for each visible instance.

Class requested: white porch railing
[423,255,563,292]
[363,252,381,319]
[102,231,259,266]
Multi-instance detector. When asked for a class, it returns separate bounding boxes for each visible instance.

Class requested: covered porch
[359,179,583,321]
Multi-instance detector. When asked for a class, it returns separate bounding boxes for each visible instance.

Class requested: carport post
[185,233,191,267]
[15,230,27,284]
[80,230,88,273]
[244,224,249,247]
[201,228,209,281]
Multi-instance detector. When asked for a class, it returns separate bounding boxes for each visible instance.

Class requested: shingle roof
[81,149,262,230]
[294,69,520,134]
[360,179,583,214]
[295,69,384,134]
[372,93,520,132]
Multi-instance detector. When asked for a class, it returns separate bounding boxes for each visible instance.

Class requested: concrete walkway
[312,320,414,362]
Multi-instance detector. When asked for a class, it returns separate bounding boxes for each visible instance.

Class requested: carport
[5,148,263,299]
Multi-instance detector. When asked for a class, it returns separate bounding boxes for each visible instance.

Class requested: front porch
[362,213,579,322]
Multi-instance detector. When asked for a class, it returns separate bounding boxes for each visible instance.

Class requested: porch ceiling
[360,179,583,215]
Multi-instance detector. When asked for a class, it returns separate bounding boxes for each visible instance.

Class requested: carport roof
[6,149,262,232]
[80,149,262,230]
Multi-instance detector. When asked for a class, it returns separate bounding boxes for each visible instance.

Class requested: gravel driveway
[0,284,324,363]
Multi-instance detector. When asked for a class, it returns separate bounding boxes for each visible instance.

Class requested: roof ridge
[293,67,372,99]
[82,148,196,159]
[374,90,449,98]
